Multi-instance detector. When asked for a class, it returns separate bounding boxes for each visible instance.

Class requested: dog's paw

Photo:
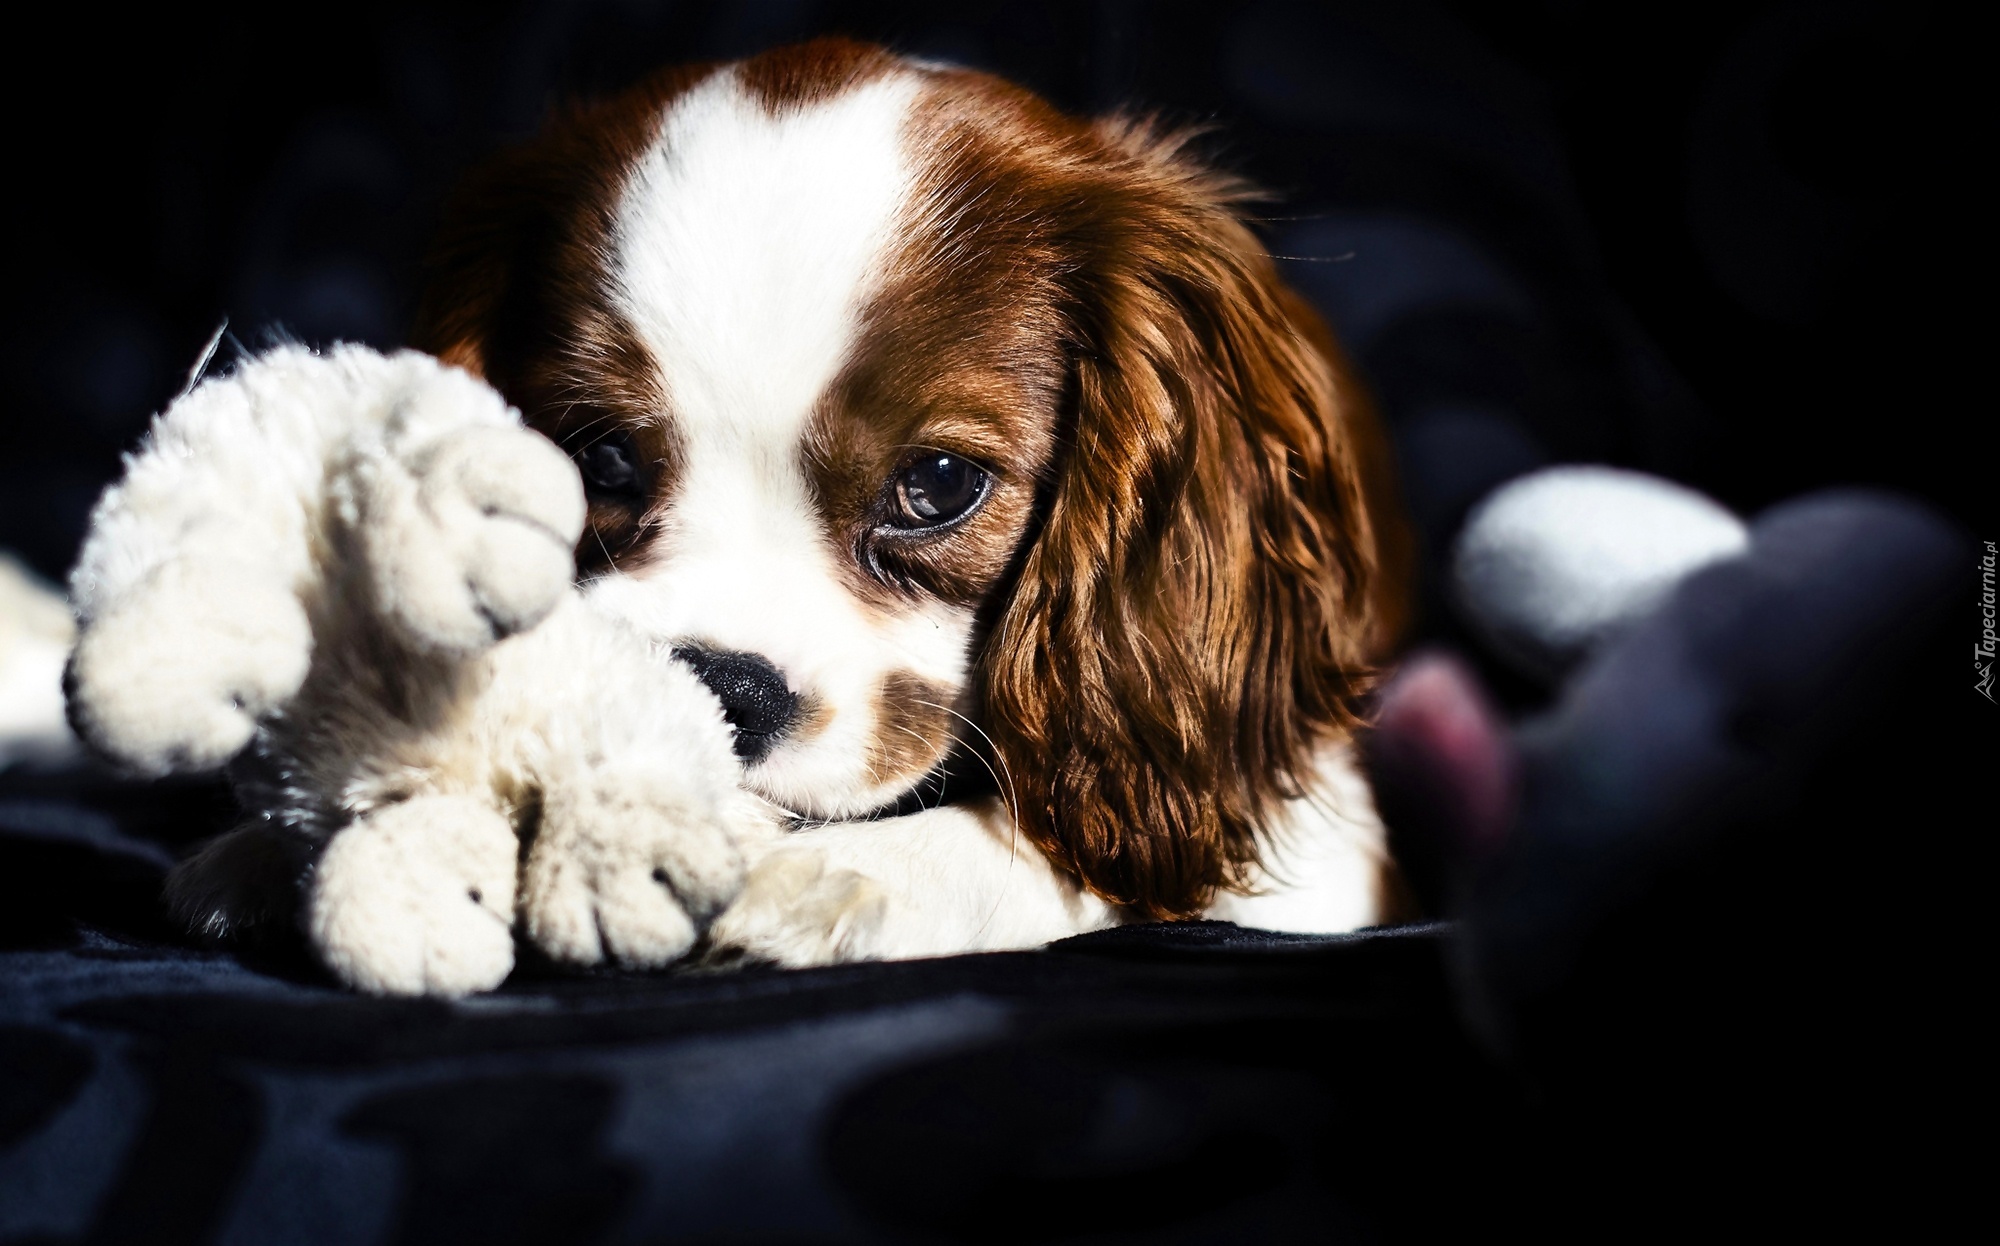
[350,389,586,656]
[521,768,762,970]
[66,559,312,775]
[704,848,891,968]
[307,794,519,997]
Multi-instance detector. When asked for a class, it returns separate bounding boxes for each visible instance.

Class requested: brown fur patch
[865,671,958,792]
[787,692,836,747]
[738,38,900,114]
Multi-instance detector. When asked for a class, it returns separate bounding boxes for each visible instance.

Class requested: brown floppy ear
[407,65,711,395]
[979,121,1406,920]
[405,148,536,382]
[406,129,591,386]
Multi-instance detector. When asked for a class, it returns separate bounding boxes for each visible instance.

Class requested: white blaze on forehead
[611,67,921,440]
[596,66,966,817]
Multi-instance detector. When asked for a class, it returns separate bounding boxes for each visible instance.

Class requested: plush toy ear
[978,122,1409,919]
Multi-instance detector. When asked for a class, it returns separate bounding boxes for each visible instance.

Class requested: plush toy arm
[65,344,584,776]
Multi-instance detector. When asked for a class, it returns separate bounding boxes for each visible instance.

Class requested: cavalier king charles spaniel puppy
[63,39,1412,995]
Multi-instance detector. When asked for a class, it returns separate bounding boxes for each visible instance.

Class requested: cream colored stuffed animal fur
[67,344,782,996]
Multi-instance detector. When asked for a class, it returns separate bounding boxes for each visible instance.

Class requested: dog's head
[412,39,1406,918]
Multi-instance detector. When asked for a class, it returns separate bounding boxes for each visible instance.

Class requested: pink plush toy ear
[1362,650,1517,913]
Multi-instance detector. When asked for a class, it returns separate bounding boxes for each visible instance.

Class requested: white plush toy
[65,344,779,996]
[1451,465,1749,681]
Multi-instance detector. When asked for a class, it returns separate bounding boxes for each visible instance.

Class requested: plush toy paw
[66,558,313,775]
[350,396,587,657]
[705,848,891,968]
[307,794,520,997]
[521,767,763,969]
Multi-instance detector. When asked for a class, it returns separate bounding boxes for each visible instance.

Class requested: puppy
[65,38,1411,995]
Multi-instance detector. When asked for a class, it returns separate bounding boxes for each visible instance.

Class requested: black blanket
[3,776,1515,1244]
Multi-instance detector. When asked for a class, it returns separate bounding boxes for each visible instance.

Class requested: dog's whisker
[587,524,618,570]
[918,716,1019,943]
[559,409,627,445]
[913,699,1025,942]
[858,738,892,790]
[886,722,944,814]
[916,700,1021,836]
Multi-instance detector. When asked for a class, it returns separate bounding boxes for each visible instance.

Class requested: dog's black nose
[672,646,799,764]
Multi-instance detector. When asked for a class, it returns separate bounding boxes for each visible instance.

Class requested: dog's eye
[576,433,642,497]
[891,454,987,528]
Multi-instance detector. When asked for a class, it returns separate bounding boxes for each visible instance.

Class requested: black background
[0,0,1975,601]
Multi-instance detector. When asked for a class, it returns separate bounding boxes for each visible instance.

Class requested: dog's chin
[752,738,1003,827]
[740,741,947,823]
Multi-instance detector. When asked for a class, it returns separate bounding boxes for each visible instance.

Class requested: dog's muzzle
[672,646,800,764]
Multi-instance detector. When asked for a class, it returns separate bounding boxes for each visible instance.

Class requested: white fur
[597,67,970,818]
[613,68,919,455]
[1205,744,1392,934]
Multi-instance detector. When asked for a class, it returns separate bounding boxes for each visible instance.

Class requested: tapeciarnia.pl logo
[1979,540,1997,702]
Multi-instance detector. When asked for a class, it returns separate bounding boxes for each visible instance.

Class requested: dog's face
[414,40,1402,916]
[564,61,1061,819]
